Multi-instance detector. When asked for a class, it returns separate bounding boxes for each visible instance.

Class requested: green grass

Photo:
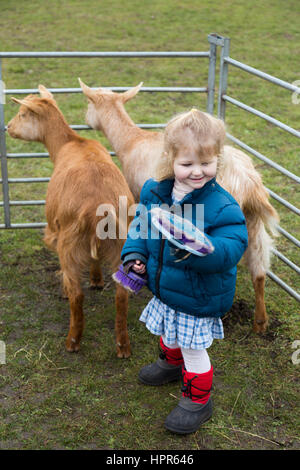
[0,0,299,450]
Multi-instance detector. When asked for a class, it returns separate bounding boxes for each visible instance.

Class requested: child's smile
[173,144,218,190]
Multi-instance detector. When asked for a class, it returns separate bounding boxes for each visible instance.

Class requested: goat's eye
[20,113,26,118]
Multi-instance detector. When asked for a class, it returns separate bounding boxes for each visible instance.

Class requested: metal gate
[0,34,299,302]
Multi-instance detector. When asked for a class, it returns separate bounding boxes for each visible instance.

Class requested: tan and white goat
[79,79,279,333]
[7,85,134,357]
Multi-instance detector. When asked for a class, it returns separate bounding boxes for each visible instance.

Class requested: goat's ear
[121,82,143,103]
[38,85,54,99]
[78,78,97,102]
[11,96,40,114]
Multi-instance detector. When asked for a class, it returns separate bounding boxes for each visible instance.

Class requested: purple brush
[152,207,214,257]
[176,231,212,255]
[112,261,147,294]
[157,216,211,253]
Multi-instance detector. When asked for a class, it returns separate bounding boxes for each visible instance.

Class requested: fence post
[0,58,10,227]
[217,36,230,120]
[207,34,225,115]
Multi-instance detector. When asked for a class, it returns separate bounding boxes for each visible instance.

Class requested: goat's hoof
[253,319,268,334]
[66,337,81,352]
[116,342,131,359]
[89,281,104,290]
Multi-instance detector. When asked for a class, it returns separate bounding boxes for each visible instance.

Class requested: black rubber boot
[139,337,183,385]
[138,357,182,385]
[165,365,214,434]
[164,396,213,434]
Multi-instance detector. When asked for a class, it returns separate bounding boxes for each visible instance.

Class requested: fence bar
[71,123,166,130]
[6,86,207,95]
[2,196,296,215]
[0,177,50,183]
[226,134,300,184]
[0,222,46,229]
[0,200,45,206]
[5,123,166,132]
[224,57,300,94]
[267,270,300,302]
[0,58,10,227]
[265,188,300,216]
[207,35,219,114]
[217,37,230,120]
[7,152,49,159]
[6,151,117,159]
[276,226,300,248]
[271,248,300,275]
[0,51,210,58]
[223,95,300,139]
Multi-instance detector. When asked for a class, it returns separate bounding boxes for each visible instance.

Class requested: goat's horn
[78,77,85,88]
[78,78,93,95]
[122,82,143,103]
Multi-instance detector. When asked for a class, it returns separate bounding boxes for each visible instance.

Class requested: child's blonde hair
[155,108,226,181]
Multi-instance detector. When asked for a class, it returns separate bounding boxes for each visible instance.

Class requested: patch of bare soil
[223,299,283,342]
[223,299,253,330]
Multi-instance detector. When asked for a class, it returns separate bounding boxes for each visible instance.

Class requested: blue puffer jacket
[121,177,248,318]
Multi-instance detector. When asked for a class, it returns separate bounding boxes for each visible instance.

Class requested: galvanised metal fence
[217,36,300,302]
[0,34,299,302]
[0,33,221,230]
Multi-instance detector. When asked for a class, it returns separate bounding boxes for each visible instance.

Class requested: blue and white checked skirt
[140,295,224,350]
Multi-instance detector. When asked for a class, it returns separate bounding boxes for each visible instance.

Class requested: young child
[121,109,248,434]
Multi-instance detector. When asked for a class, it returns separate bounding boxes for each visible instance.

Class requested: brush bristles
[112,266,146,294]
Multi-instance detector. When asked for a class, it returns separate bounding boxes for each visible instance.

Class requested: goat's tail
[93,203,130,271]
[260,200,280,238]
[238,185,279,274]
[243,217,275,274]
[52,205,128,293]
[219,145,280,237]
[244,184,280,238]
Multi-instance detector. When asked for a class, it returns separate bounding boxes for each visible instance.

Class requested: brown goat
[7,85,134,357]
[79,79,280,333]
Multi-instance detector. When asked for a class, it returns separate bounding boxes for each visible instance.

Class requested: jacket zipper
[150,189,167,300]
[155,237,165,299]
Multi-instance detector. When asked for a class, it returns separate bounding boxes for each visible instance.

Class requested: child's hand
[132,260,146,274]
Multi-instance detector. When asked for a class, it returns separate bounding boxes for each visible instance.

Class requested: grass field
[0,0,299,450]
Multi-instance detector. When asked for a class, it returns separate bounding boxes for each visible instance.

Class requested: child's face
[173,142,218,190]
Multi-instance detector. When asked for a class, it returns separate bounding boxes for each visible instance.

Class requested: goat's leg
[243,218,272,333]
[89,259,104,290]
[244,255,268,333]
[44,226,69,298]
[115,283,131,358]
[253,275,268,333]
[64,276,85,352]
